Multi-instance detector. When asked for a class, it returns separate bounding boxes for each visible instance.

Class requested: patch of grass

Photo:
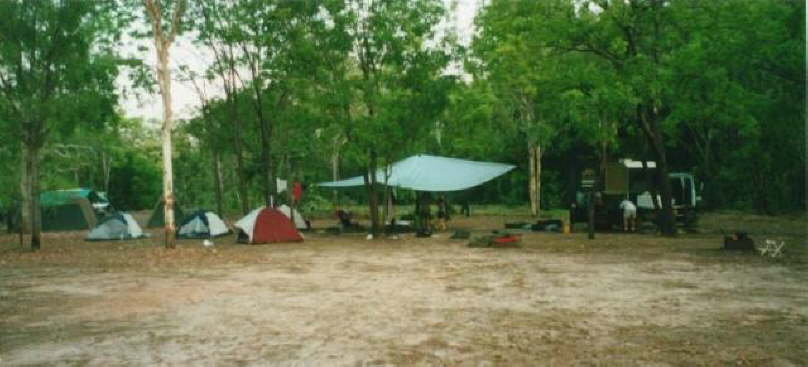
[698,210,808,237]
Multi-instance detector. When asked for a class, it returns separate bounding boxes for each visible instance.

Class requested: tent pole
[18,206,23,248]
[382,161,391,234]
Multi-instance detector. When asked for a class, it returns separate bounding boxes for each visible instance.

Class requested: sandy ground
[1,214,806,366]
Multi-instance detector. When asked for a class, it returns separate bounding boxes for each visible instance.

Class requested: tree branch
[167,0,187,44]
[555,44,623,68]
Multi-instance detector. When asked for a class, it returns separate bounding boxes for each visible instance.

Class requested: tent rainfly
[278,204,308,230]
[317,154,515,191]
[177,210,230,239]
[41,197,97,232]
[234,207,303,244]
[86,212,146,241]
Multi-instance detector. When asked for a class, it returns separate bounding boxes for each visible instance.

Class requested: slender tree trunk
[30,148,41,251]
[249,59,276,207]
[217,50,248,214]
[200,102,224,215]
[528,143,541,217]
[369,161,380,236]
[587,167,603,240]
[414,191,421,223]
[647,3,675,235]
[233,127,249,213]
[382,162,392,235]
[331,135,345,207]
[655,151,676,235]
[536,145,542,216]
[258,114,273,207]
[25,144,42,250]
[156,43,176,249]
[212,150,224,216]
[144,0,183,250]
[385,189,394,226]
[230,97,249,214]
[145,0,186,248]
[639,106,675,236]
[332,147,340,206]
[19,144,31,234]
[101,151,112,193]
[699,144,715,209]
[528,143,537,216]
[362,171,373,235]
[600,141,608,182]
[365,150,381,237]
[18,207,23,248]
[587,190,595,240]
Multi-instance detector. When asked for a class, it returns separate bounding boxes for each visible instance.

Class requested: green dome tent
[36,188,106,232]
[40,196,97,232]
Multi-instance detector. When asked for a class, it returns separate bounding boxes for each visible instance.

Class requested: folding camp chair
[759,239,786,258]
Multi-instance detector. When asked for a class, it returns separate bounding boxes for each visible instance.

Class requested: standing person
[416,192,432,236]
[620,197,637,232]
[461,198,470,217]
[436,195,449,231]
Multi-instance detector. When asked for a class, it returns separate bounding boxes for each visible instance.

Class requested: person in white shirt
[619,198,637,232]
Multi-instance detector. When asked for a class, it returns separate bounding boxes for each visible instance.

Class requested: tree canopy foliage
[0,0,803,248]
[0,0,126,249]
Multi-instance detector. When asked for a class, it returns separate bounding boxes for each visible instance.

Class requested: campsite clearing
[1,213,806,366]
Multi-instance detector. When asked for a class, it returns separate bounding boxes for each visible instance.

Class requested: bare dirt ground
[1,213,806,366]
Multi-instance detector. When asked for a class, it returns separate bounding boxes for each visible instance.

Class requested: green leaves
[329,0,450,165]
[471,0,573,150]
[0,0,124,146]
[464,0,804,212]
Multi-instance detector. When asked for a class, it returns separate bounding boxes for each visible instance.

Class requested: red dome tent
[234,207,303,244]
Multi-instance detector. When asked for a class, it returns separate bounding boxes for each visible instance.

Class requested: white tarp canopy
[318,154,515,192]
